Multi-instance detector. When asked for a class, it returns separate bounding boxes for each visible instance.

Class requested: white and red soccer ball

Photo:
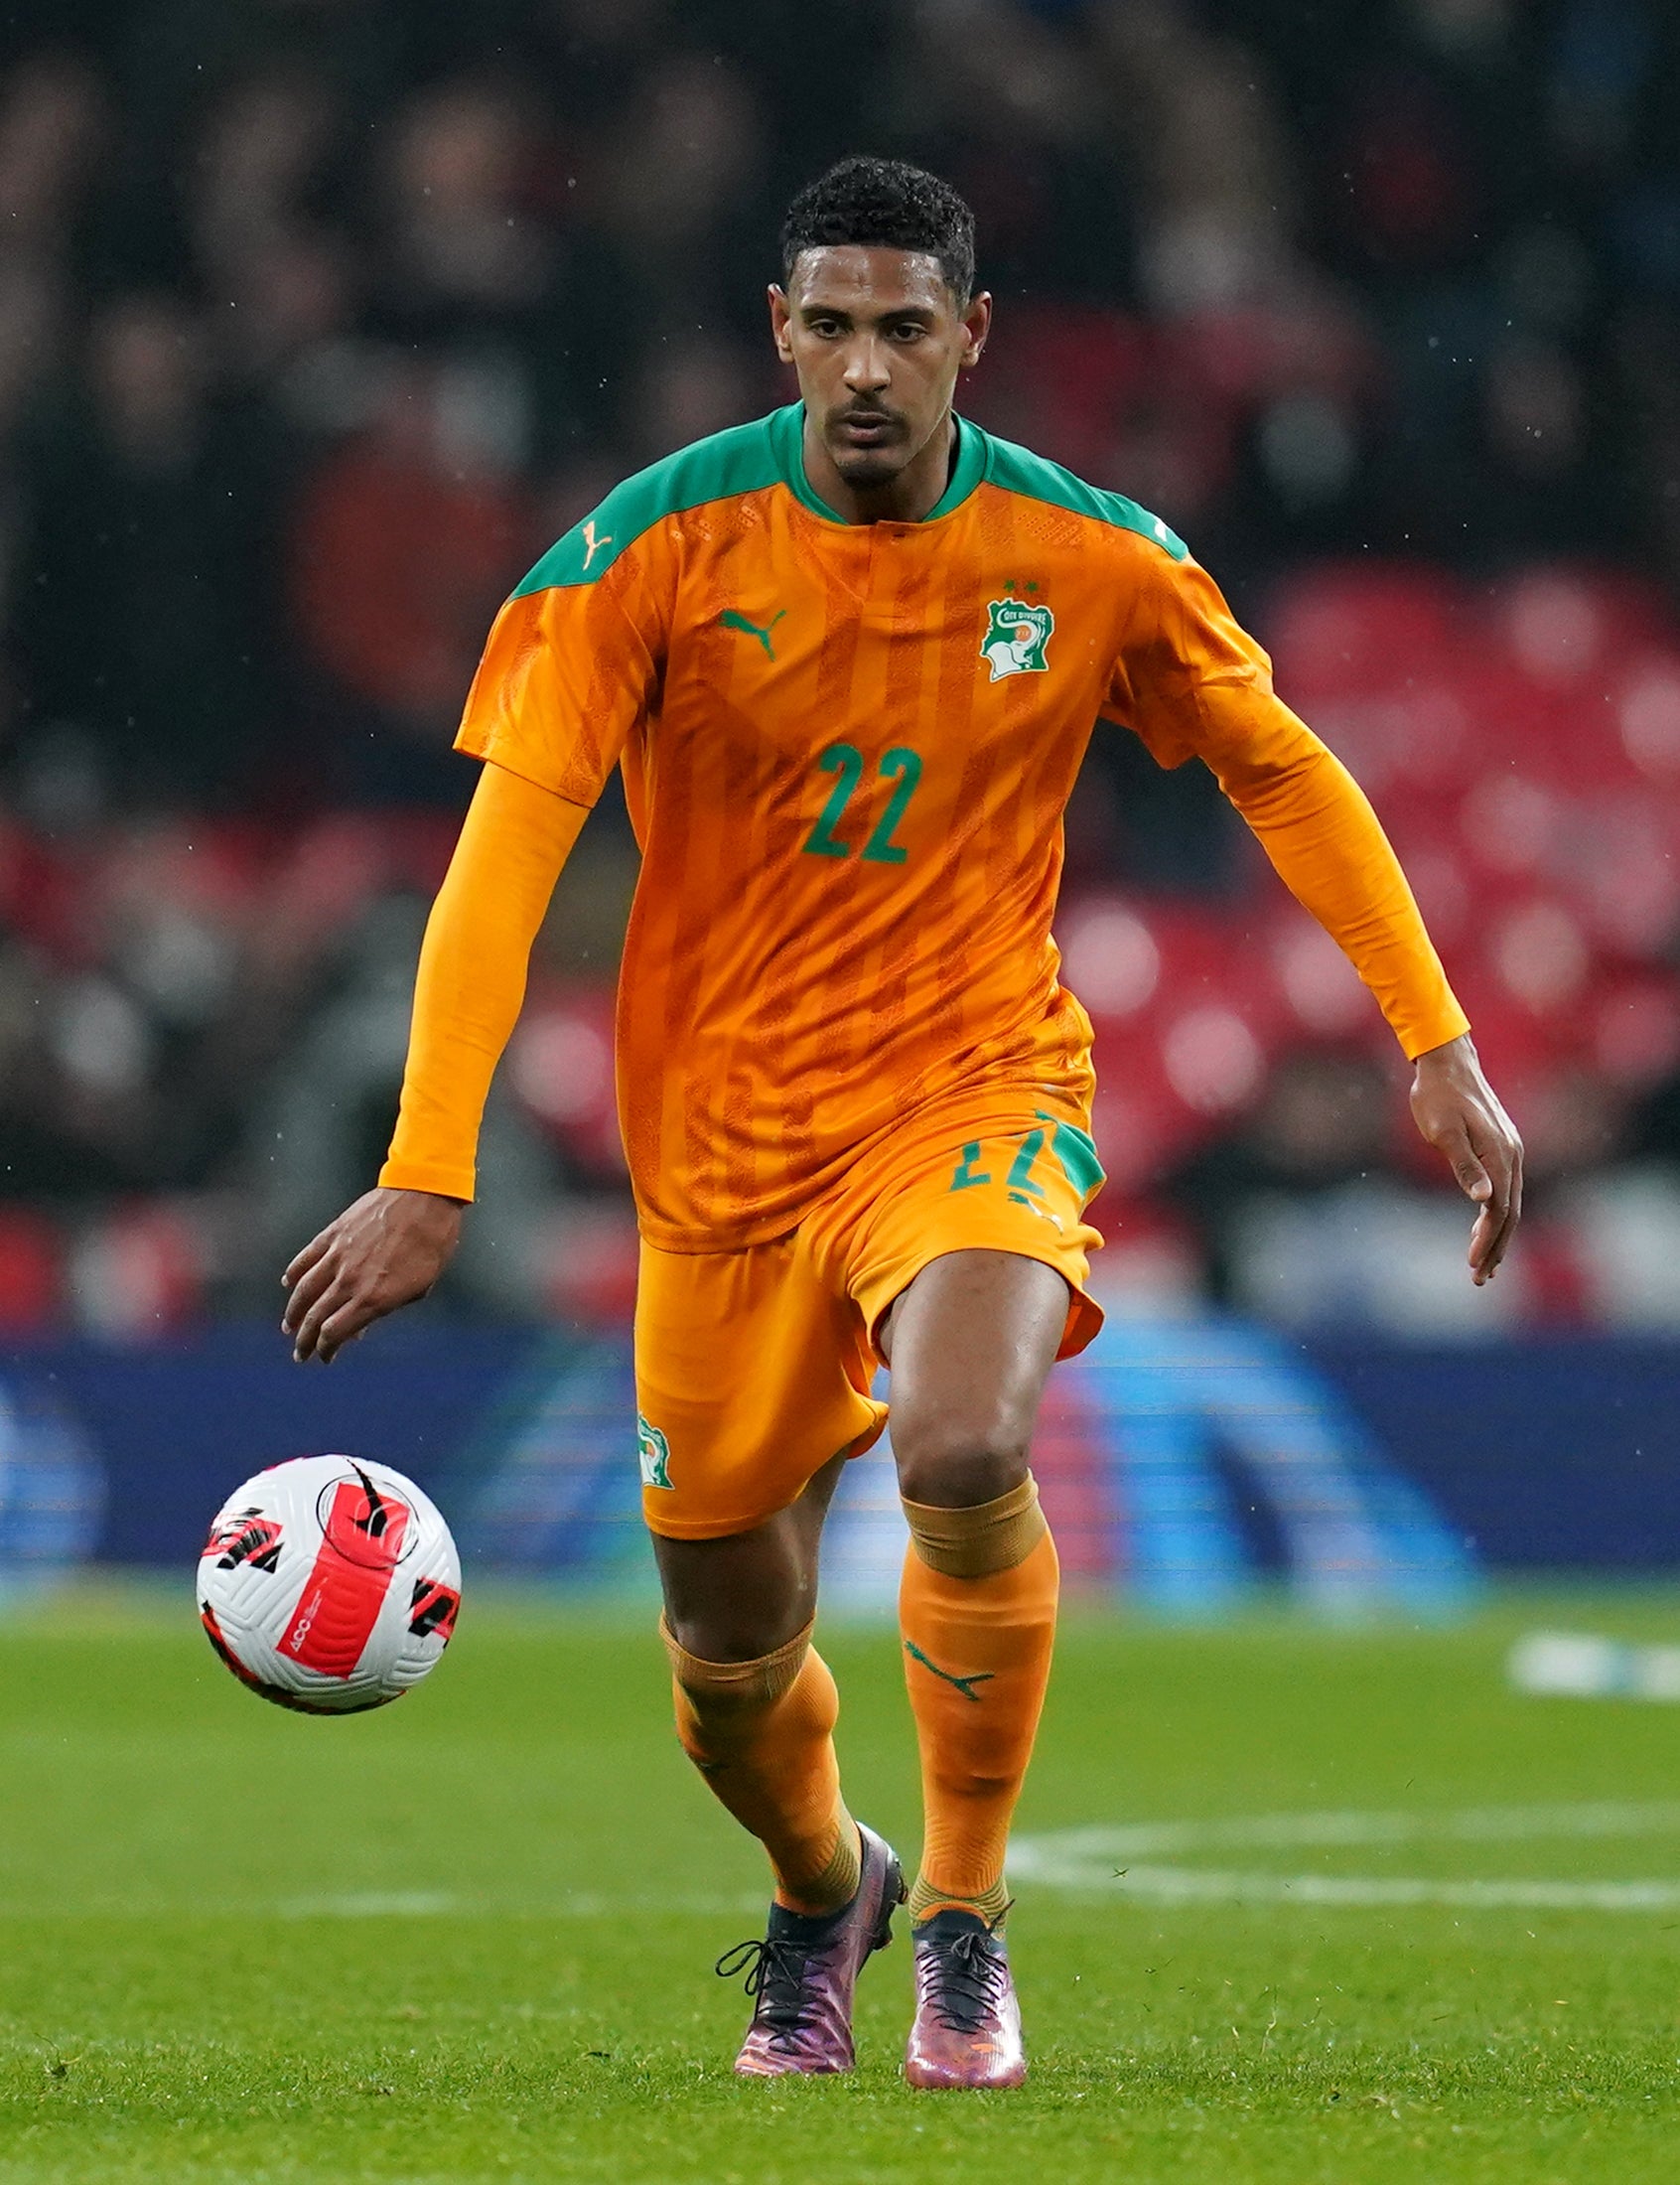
[198,1456,460,1714]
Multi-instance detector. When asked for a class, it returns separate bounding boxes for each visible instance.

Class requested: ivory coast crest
[637,1413,672,1489]
[980,597,1054,681]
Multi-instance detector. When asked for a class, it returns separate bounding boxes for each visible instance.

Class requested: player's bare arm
[1410,1031,1524,1283]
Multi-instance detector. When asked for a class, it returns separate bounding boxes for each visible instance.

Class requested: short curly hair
[780,157,975,303]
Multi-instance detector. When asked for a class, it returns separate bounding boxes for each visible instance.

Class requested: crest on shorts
[980,597,1054,681]
[637,1414,673,1490]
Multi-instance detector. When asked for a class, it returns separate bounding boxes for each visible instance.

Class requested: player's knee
[660,1608,811,1708]
[890,1404,1032,1510]
[901,1469,1050,1580]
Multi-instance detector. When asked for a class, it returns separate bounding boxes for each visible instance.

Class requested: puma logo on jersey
[581,519,613,569]
[720,607,786,660]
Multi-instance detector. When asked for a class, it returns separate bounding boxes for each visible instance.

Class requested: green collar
[772,401,986,525]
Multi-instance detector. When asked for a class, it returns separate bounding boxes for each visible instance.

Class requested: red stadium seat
[1262,905,1384,1042]
[507,982,624,1177]
[1480,564,1673,691]
[1264,562,1466,701]
[1055,896,1163,1022]
[0,1209,64,1331]
[963,305,1154,480]
[1616,652,1680,787]
[1591,975,1680,1091]
[1482,895,1592,1020]
[67,1202,206,1336]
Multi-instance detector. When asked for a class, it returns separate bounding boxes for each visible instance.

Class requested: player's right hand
[1408,1033,1523,1286]
[282,1187,464,1364]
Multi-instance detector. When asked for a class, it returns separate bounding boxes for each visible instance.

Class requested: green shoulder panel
[978,429,1189,562]
[513,408,791,595]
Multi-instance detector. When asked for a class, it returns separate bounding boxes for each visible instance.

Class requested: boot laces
[715,1936,817,2042]
[921,1928,1006,2034]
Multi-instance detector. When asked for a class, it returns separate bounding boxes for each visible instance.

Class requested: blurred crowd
[0,0,1678,1337]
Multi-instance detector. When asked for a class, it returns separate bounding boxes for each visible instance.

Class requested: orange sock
[899,1477,1059,1927]
[663,1618,861,1917]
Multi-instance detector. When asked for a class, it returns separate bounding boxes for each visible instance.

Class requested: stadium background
[1,0,1679,1603]
[8,10,1680,2181]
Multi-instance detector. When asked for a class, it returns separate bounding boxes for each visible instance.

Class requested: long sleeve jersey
[382,402,1468,1241]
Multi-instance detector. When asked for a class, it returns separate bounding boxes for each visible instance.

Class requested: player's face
[770,247,990,491]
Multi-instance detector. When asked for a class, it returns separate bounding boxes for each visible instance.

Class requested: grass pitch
[4,1585,1680,2182]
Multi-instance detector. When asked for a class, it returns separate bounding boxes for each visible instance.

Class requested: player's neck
[801,411,958,526]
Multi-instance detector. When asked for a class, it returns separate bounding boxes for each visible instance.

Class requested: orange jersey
[451,402,1466,1248]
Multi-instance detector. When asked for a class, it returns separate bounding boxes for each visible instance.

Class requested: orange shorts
[633,1087,1105,1539]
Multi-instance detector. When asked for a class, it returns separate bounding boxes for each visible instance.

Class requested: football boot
[904,1908,1027,2090]
[715,1822,905,2076]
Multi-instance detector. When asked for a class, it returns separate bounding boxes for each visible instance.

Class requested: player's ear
[768,284,794,365]
[958,290,992,371]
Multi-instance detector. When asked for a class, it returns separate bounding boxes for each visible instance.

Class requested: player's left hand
[1409,1033,1523,1284]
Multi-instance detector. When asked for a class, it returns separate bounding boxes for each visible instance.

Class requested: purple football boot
[715,1823,905,2076]
[904,1909,1027,2090]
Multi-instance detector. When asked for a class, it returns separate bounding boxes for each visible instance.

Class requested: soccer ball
[198,1455,461,1714]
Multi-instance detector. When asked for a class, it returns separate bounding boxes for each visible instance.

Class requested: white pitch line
[10,1805,1678,1922]
[1009,1802,1680,1912]
[1010,1863,1680,1912]
[1016,1801,1680,1860]
[277,1892,460,1918]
